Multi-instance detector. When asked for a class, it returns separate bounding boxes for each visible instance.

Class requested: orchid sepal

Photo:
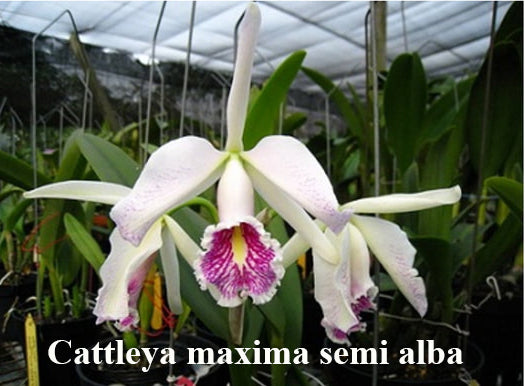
[342,185,461,214]
[225,2,261,152]
[24,180,131,205]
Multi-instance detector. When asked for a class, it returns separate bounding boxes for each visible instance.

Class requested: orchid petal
[110,136,228,246]
[93,221,163,328]
[163,215,201,265]
[242,136,349,233]
[313,229,358,345]
[347,223,377,301]
[160,225,183,315]
[225,2,261,152]
[245,162,339,264]
[24,181,130,205]
[342,186,461,214]
[282,232,310,268]
[351,215,427,316]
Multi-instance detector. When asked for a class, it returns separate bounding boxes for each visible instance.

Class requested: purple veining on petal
[351,295,374,315]
[117,315,135,328]
[195,218,284,306]
[321,318,350,345]
[346,295,375,333]
[332,327,348,341]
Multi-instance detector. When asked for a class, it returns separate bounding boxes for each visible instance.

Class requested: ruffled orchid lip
[194,216,284,307]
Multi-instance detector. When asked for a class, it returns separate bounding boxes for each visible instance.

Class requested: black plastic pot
[10,310,100,386]
[76,333,227,386]
[324,340,484,386]
[469,294,523,385]
[0,273,36,340]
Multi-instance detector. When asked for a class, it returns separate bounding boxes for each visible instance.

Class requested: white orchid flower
[24,181,199,330]
[26,3,347,314]
[282,186,462,345]
[107,3,348,307]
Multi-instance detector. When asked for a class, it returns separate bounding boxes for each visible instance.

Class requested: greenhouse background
[0,1,522,386]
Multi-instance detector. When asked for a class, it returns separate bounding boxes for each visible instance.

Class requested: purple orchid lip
[194,216,284,307]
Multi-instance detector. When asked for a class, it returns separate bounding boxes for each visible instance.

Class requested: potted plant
[311,3,522,384]
[0,185,36,340]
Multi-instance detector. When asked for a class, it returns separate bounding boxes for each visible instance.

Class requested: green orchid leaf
[0,186,23,203]
[39,131,87,316]
[302,66,363,139]
[384,53,427,172]
[494,2,523,49]
[465,42,522,179]
[282,112,307,135]
[76,132,139,187]
[411,237,453,323]
[55,239,82,287]
[64,213,105,274]
[243,51,306,150]
[472,214,522,286]
[0,150,51,190]
[420,77,474,147]
[242,304,265,346]
[5,198,32,231]
[277,264,303,350]
[258,296,286,337]
[486,176,523,221]
[347,82,367,133]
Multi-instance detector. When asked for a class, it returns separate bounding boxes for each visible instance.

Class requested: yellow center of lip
[231,226,247,267]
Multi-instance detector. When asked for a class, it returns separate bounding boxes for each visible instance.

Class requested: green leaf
[384,53,427,172]
[486,176,523,221]
[5,199,32,231]
[420,77,474,147]
[281,112,307,135]
[0,150,51,190]
[472,214,522,286]
[418,133,462,238]
[277,264,303,350]
[465,43,522,179]
[494,2,523,49]
[412,237,453,323]
[0,186,23,203]
[55,239,82,287]
[302,66,363,139]
[258,296,286,338]
[63,213,105,274]
[243,51,306,150]
[76,132,139,186]
[347,82,367,132]
[39,132,87,316]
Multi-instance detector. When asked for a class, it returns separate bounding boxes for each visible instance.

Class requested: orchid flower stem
[172,197,219,224]
[36,261,45,318]
[3,230,14,273]
[228,303,245,346]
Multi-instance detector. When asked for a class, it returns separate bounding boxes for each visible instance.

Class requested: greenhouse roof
[0,1,512,92]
